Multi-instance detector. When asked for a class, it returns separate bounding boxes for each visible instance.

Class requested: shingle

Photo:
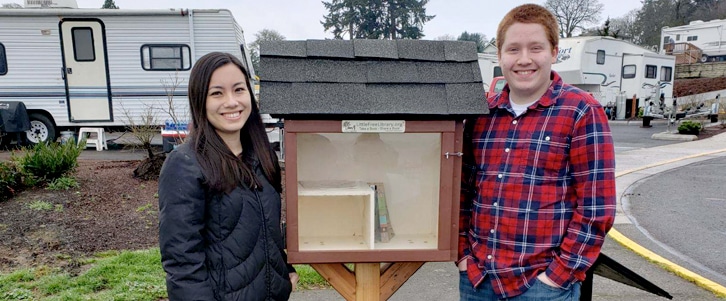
[470,62,483,82]
[353,39,398,59]
[397,40,445,61]
[366,61,420,83]
[306,59,368,83]
[416,62,479,83]
[259,40,307,57]
[445,83,488,114]
[366,84,448,114]
[259,57,307,82]
[444,41,479,62]
[306,39,355,58]
[260,82,369,114]
[259,82,293,114]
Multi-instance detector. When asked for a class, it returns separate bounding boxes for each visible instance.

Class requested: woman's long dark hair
[187,52,281,193]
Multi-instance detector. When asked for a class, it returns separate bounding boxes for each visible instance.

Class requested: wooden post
[632,95,638,118]
[311,262,425,301]
[356,263,380,301]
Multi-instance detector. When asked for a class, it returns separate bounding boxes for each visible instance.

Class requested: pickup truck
[485,76,507,98]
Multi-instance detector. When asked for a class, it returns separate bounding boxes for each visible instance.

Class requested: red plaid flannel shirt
[458,71,616,298]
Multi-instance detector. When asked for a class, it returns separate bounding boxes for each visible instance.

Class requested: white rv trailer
[477,53,501,91]
[553,36,675,118]
[0,7,255,144]
[660,19,726,63]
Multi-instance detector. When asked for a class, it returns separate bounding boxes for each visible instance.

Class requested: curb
[610,147,726,298]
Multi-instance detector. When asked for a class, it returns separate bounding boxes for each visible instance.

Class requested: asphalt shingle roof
[259,39,488,117]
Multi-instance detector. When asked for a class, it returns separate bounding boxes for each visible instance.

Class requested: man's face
[498,22,557,104]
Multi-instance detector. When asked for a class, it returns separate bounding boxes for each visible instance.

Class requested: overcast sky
[9,0,643,44]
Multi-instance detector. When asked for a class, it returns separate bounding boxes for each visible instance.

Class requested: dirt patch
[675,78,726,97]
[0,160,159,273]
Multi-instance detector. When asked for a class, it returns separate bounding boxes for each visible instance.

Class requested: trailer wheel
[700,54,709,63]
[24,113,56,145]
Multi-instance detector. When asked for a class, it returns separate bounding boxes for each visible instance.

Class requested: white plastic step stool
[77,127,108,151]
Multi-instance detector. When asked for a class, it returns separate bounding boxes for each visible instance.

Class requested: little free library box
[260,39,488,265]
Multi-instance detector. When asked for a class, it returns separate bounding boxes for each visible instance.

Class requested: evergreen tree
[321,0,434,39]
[101,0,119,9]
[457,31,487,53]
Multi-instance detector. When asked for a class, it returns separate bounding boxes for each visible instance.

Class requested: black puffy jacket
[159,143,293,301]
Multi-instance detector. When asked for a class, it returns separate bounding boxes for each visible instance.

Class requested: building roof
[259,39,488,118]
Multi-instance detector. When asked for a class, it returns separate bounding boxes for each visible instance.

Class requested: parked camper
[477,53,501,93]
[553,36,675,118]
[660,19,726,63]
[0,6,255,144]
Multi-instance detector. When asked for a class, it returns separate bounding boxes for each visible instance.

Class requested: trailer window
[596,50,605,65]
[645,65,657,79]
[660,66,673,81]
[493,66,502,77]
[141,45,191,71]
[623,65,636,79]
[687,36,697,41]
[72,27,95,62]
[0,43,6,75]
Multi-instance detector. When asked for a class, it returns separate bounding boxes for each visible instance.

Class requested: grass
[27,200,53,211]
[46,177,79,191]
[0,248,330,300]
[0,249,166,301]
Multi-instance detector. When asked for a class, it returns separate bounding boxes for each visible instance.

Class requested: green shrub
[0,161,22,202]
[47,176,79,191]
[678,120,702,135]
[17,140,84,183]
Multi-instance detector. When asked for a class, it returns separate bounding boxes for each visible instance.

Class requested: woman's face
[205,63,252,142]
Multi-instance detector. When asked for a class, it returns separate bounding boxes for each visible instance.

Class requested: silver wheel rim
[26,120,48,144]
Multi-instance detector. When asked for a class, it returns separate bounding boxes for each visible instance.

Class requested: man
[458,4,616,300]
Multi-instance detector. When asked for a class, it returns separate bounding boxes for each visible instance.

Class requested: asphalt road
[625,155,726,287]
[609,120,682,153]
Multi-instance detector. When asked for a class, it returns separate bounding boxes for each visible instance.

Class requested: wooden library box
[259,39,487,263]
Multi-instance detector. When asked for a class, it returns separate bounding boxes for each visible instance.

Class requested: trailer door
[621,53,642,118]
[60,19,112,122]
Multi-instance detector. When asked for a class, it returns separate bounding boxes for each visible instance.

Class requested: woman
[158,52,298,301]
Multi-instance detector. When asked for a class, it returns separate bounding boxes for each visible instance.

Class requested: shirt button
[545,136,551,141]
[493,202,498,207]
[505,148,510,153]
[490,229,495,234]
[498,174,503,179]
[487,255,493,260]
[512,120,518,125]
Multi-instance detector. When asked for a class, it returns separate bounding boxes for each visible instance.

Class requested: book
[371,183,394,243]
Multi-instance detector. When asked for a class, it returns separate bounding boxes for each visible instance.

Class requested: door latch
[444,152,463,159]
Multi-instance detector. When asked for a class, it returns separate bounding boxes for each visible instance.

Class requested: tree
[321,0,435,39]
[1,3,22,8]
[101,0,118,9]
[248,29,286,76]
[596,18,620,38]
[608,9,639,42]
[457,31,487,53]
[434,34,456,41]
[632,0,680,47]
[544,0,603,37]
